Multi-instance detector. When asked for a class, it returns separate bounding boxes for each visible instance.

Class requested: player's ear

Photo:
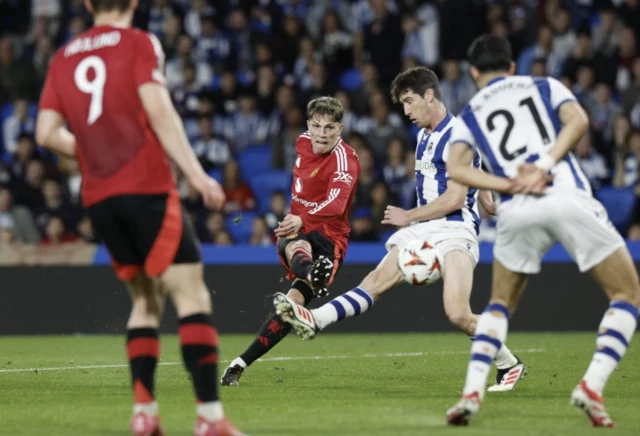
[306,119,311,130]
[509,61,516,75]
[469,66,480,82]
[338,123,344,136]
[84,0,94,14]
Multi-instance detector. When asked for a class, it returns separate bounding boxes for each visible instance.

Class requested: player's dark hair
[390,67,441,103]
[306,97,344,123]
[89,0,132,13]
[467,34,512,74]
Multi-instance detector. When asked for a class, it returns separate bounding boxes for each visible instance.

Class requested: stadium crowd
[0,0,639,247]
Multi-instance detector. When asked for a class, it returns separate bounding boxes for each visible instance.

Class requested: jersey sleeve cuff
[452,139,476,149]
[553,98,576,111]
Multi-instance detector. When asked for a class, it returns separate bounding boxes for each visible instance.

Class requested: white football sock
[311,287,374,330]
[230,357,247,369]
[494,343,518,369]
[133,401,158,416]
[197,401,224,422]
[582,300,638,394]
[462,304,510,397]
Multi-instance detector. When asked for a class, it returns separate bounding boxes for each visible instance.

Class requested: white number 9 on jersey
[74,55,106,125]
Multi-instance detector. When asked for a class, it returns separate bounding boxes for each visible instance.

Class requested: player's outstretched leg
[221,280,314,385]
[447,260,527,426]
[570,247,640,428]
[441,250,525,392]
[126,274,166,436]
[162,264,244,436]
[276,248,404,339]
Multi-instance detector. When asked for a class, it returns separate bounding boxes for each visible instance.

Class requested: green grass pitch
[1,333,639,435]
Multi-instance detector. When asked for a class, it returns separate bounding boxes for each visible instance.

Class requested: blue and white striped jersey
[450,76,591,201]
[414,111,481,234]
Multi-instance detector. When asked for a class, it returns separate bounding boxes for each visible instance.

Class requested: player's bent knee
[445,308,474,330]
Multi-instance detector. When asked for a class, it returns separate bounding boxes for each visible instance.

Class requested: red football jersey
[290,133,360,255]
[38,25,175,207]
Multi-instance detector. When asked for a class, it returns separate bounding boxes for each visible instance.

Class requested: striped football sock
[311,287,374,330]
[582,300,638,394]
[462,303,510,398]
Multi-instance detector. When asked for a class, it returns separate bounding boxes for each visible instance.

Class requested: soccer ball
[398,239,443,286]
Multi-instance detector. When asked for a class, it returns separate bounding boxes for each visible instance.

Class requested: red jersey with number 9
[38,25,175,207]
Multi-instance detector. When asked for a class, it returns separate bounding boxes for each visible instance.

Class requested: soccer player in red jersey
[220,97,361,386]
[35,1,243,435]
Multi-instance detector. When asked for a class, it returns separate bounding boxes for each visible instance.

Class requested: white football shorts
[494,191,625,274]
[385,222,480,266]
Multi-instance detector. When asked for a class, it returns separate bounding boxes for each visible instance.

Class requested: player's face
[307,116,344,155]
[399,90,432,129]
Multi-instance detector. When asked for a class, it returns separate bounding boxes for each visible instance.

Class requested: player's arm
[382,180,468,227]
[136,32,223,210]
[275,153,358,237]
[139,84,207,182]
[36,55,76,157]
[447,142,514,193]
[478,189,496,215]
[35,110,76,157]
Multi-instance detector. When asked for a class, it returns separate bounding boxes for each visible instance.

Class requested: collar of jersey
[487,76,506,86]
[431,111,453,133]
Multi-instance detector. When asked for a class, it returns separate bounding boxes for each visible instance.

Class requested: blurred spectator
[401,3,439,67]
[165,34,212,89]
[382,138,407,198]
[364,96,407,162]
[273,106,304,173]
[561,29,594,83]
[221,160,256,214]
[318,11,353,74]
[361,0,403,84]
[76,215,99,244]
[196,15,233,70]
[34,179,77,231]
[399,149,416,210]
[41,215,77,245]
[13,159,46,210]
[439,60,478,115]
[369,179,394,235]
[222,92,269,152]
[573,65,596,104]
[0,186,40,243]
[215,70,239,116]
[9,134,38,181]
[0,38,40,103]
[2,100,35,154]
[622,57,640,128]
[161,14,183,59]
[192,116,231,171]
[350,207,378,241]
[591,3,621,58]
[264,190,287,233]
[204,211,226,243]
[575,132,610,190]
[354,146,378,208]
[249,216,273,246]
[551,8,576,61]
[214,229,234,246]
[530,58,547,77]
[588,82,622,146]
[517,25,562,77]
[613,117,638,187]
[59,157,82,204]
[171,62,201,117]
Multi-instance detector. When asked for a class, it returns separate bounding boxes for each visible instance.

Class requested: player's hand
[510,163,553,195]
[382,206,410,227]
[275,214,303,238]
[191,174,226,210]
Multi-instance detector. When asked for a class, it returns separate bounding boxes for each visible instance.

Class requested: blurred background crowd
[0,0,639,248]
